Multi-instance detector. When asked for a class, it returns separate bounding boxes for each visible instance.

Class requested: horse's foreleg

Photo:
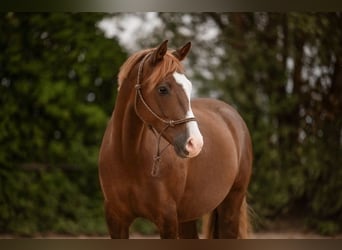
[156,204,179,239]
[158,217,179,239]
[179,220,199,239]
[105,201,131,239]
[106,218,130,239]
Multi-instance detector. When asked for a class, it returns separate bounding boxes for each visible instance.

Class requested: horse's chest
[109,170,186,215]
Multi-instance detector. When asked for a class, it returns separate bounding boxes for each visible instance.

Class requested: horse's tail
[239,197,252,238]
[202,197,252,239]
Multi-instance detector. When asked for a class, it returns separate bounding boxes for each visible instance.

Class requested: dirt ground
[1,232,341,239]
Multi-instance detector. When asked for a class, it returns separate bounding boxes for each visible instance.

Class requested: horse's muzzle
[174,133,203,158]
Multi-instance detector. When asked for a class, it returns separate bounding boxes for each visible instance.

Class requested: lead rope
[150,125,172,176]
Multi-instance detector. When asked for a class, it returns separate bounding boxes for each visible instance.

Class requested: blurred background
[0,12,341,237]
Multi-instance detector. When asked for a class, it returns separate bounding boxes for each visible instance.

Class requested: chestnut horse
[98,40,253,239]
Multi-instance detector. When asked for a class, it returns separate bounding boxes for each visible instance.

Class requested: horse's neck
[112,89,147,161]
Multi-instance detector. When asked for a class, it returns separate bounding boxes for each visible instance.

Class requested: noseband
[134,52,196,176]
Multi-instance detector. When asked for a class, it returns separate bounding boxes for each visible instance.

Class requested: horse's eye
[158,86,169,96]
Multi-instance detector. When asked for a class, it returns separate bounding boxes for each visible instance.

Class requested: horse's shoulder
[192,98,223,109]
[192,98,238,116]
[192,98,247,129]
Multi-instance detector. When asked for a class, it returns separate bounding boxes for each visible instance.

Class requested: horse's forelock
[117,49,184,91]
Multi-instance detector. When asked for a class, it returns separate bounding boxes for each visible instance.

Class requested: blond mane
[117,48,184,91]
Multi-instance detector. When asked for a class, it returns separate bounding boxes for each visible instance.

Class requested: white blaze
[173,72,203,157]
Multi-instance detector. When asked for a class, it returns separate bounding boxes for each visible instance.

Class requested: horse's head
[134,40,203,158]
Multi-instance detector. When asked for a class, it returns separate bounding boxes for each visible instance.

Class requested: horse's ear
[172,42,192,61]
[151,40,168,65]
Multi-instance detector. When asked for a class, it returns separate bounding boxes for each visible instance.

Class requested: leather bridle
[134,52,197,176]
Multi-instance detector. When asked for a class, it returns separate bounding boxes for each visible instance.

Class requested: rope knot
[135,84,141,90]
[168,120,175,127]
[153,155,161,162]
[151,155,161,177]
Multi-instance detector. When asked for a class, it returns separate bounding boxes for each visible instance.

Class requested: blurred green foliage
[0,13,126,235]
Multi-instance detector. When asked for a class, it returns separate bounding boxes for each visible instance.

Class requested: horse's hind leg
[216,187,249,238]
[216,137,252,239]
[179,220,199,239]
[105,201,132,239]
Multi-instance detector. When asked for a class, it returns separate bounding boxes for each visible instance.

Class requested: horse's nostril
[185,137,203,157]
[186,138,194,151]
